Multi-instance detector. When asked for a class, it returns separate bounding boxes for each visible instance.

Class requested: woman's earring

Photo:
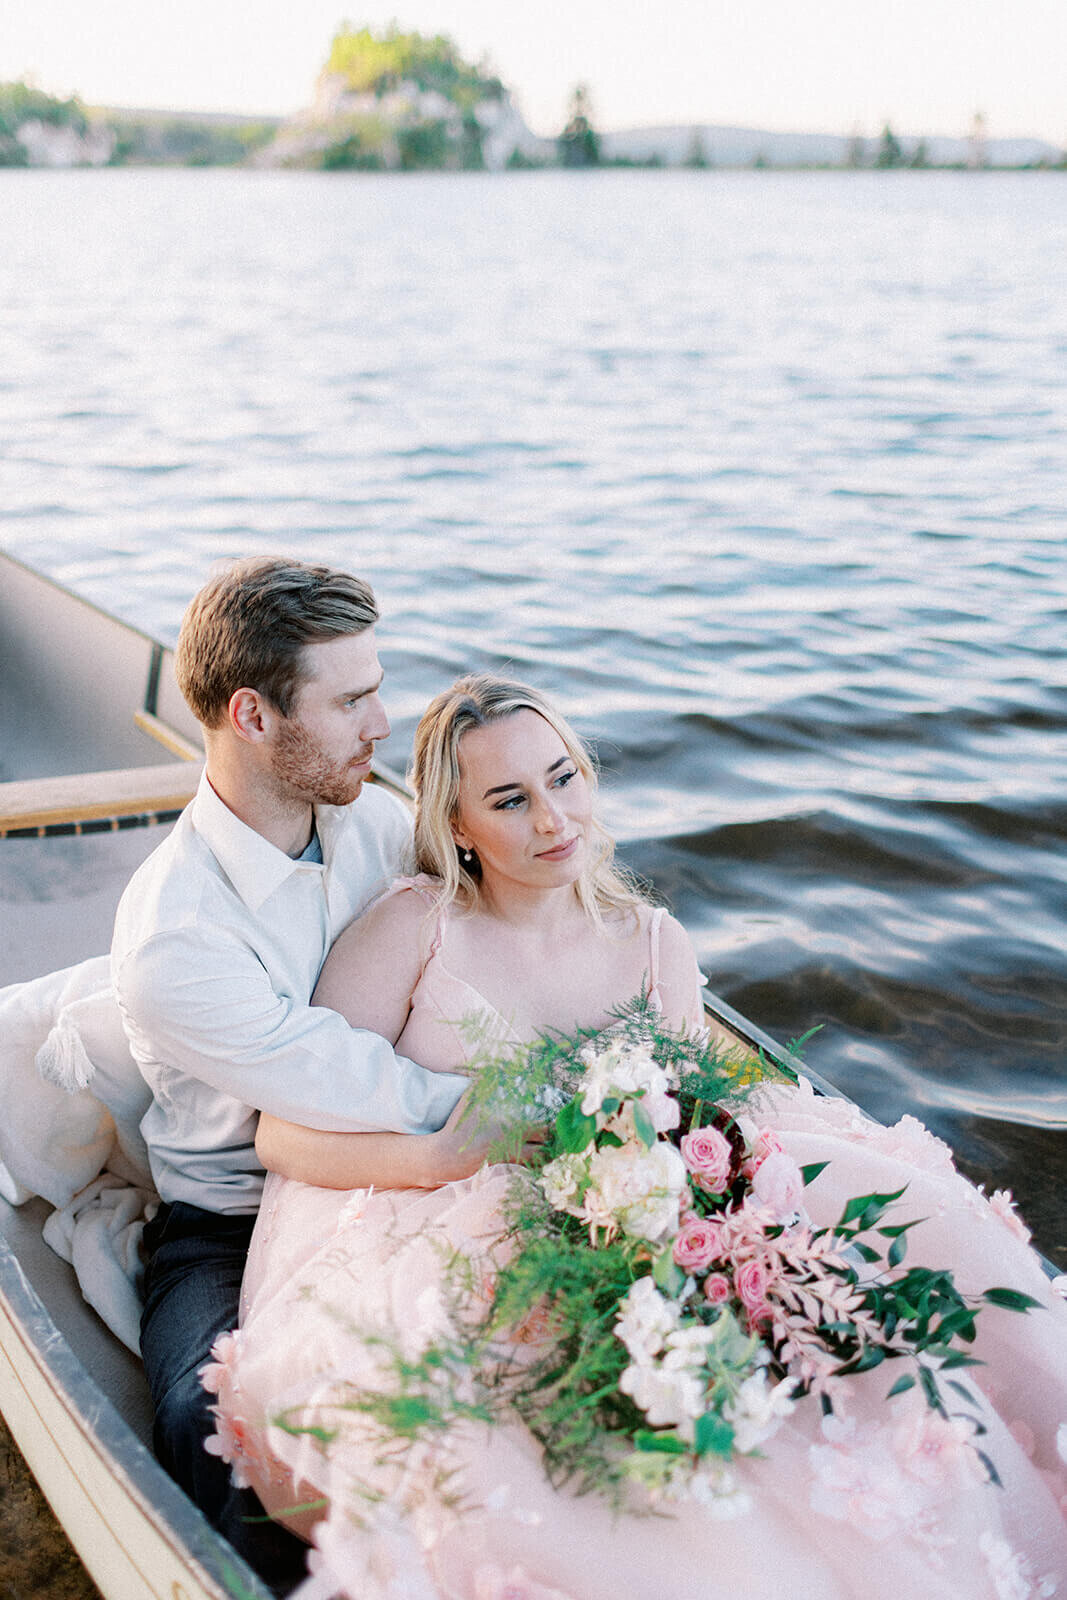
[462,848,473,864]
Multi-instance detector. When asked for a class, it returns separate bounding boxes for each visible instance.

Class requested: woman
[205,676,1067,1600]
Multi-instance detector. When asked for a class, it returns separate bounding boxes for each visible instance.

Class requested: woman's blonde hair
[410,674,647,928]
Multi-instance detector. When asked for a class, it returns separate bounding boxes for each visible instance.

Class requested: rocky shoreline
[0,1415,99,1600]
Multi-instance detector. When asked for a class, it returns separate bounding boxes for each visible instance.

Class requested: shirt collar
[190,772,337,912]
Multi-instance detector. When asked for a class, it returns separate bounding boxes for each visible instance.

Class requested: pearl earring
[462,848,473,864]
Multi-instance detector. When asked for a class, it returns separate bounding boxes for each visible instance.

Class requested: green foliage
[396,118,450,171]
[326,24,503,110]
[107,114,277,167]
[0,80,89,164]
[321,132,385,171]
[0,81,87,137]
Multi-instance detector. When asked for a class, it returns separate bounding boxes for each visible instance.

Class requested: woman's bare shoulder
[656,907,698,958]
[314,880,443,1008]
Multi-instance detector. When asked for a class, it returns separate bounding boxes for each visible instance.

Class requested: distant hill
[601,124,1064,170]
[2,65,1062,172]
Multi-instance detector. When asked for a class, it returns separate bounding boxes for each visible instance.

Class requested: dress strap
[646,906,667,1006]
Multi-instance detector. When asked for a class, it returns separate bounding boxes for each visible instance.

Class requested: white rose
[586,1141,687,1245]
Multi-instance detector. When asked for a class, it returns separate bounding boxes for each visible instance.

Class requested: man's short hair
[175,557,379,728]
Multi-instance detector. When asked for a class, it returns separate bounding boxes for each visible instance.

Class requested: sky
[4,0,1066,145]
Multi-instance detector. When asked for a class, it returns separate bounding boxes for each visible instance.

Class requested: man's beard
[269,718,371,808]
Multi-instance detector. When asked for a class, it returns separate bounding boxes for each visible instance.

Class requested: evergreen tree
[684,127,709,168]
[875,123,903,168]
[558,84,600,167]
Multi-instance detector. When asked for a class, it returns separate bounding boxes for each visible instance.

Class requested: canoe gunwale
[0,1224,273,1600]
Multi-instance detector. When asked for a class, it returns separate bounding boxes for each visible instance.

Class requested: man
[111,557,467,1588]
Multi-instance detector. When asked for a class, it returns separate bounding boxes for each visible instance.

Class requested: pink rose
[750,1150,805,1221]
[704,1272,731,1306]
[735,1257,770,1312]
[743,1126,787,1179]
[754,1128,786,1163]
[672,1217,724,1274]
[680,1126,734,1194]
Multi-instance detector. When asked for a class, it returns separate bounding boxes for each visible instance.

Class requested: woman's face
[452,709,593,895]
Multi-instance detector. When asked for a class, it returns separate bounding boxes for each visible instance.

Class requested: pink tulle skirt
[204,1081,1067,1600]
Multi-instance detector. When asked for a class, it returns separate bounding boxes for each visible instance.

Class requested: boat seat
[0,761,203,838]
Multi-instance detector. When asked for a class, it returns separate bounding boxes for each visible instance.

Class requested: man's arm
[114,926,465,1135]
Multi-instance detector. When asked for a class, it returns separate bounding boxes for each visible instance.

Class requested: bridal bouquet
[429,1001,1040,1509]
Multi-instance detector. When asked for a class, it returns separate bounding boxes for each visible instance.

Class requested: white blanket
[0,956,158,1353]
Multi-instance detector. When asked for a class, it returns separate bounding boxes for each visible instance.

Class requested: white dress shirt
[111,773,466,1213]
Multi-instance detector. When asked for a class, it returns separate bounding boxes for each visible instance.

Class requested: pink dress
[205,882,1067,1600]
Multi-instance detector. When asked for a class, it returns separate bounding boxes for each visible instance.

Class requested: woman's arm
[256,1090,504,1189]
[312,883,429,1039]
[258,884,472,1189]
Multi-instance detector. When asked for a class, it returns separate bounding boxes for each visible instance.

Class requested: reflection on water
[2,167,1065,1263]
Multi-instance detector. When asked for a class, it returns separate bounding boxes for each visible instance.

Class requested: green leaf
[555,1096,597,1154]
[837,1187,908,1228]
[633,1430,688,1454]
[982,1287,1044,1313]
[632,1098,657,1149]
[886,1374,916,1398]
[652,1252,687,1297]
[799,1161,830,1186]
[786,1025,824,1055]
[694,1412,736,1457]
[918,1365,944,1414]
[274,1419,338,1443]
[839,1345,885,1375]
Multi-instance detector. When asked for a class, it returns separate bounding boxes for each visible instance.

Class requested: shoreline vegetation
[3,25,1065,174]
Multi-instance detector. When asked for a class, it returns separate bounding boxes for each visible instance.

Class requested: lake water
[3,166,1065,1264]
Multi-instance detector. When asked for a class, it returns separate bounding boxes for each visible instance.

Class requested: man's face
[268,628,390,807]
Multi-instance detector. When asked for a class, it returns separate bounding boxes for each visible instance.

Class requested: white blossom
[615,1277,680,1363]
[580,1140,688,1244]
[540,1149,590,1210]
[724,1371,798,1454]
[619,1359,706,1431]
[578,1038,677,1124]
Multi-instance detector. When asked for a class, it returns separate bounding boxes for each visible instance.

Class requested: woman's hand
[428,1089,547,1182]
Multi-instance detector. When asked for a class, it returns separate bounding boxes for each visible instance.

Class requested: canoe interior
[0,552,202,783]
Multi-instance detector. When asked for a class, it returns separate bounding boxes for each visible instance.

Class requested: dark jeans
[140,1201,309,1597]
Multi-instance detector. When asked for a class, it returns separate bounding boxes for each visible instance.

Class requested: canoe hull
[0,1228,269,1600]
